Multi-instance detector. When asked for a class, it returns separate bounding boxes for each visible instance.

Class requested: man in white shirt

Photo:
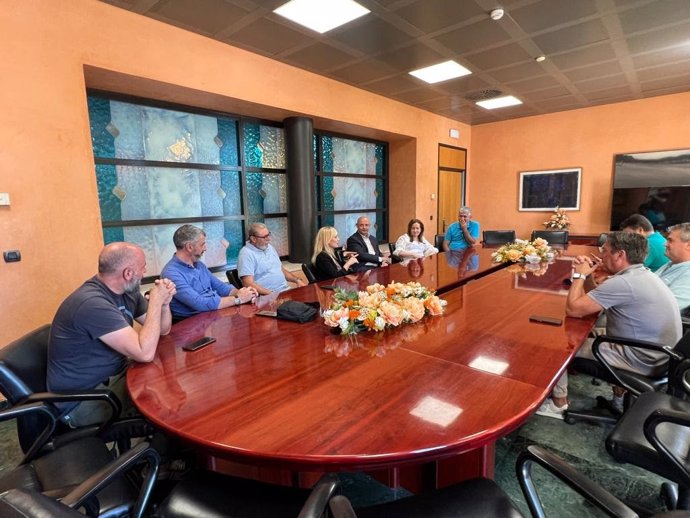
[346,216,391,272]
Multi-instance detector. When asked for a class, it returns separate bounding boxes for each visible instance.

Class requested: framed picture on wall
[518,167,581,211]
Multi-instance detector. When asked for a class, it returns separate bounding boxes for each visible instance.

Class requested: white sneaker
[536,399,568,420]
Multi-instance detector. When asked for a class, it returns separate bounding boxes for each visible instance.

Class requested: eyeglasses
[253,232,271,239]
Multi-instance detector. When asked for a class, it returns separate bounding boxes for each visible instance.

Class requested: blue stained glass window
[88,97,116,158]
[96,164,122,222]
[321,136,333,172]
[316,132,387,240]
[217,118,239,166]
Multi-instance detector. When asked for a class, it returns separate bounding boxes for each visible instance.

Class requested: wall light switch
[0,193,10,206]
[449,128,460,139]
[3,250,21,262]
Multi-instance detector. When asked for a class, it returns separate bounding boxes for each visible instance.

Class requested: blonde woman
[394,219,438,259]
[311,227,359,281]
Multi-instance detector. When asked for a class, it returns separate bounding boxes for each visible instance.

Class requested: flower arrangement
[322,281,446,336]
[544,206,570,229]
[491,238,554,264]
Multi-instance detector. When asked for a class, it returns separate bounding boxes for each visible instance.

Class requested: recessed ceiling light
[476,95,522,109]
[273,0,370,34]
[409,60,472,84]
[535,55,546,63]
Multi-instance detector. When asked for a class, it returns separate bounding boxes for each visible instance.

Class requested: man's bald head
[98,242,144,276]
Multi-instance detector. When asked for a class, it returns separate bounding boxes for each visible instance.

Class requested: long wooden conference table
[128,245,597,492]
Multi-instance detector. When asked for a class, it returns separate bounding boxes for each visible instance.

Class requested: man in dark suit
[346,216,391,272]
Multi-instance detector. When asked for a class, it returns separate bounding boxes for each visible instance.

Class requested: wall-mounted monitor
[611,149,690,231]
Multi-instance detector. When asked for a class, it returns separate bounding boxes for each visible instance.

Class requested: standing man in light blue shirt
[443,207,480,251]
[238,223,306,295]
[162,225,257,320]
[656,222,690,313]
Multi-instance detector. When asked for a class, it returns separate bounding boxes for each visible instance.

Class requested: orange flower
[349,309,360,319]
[424,296,444,316]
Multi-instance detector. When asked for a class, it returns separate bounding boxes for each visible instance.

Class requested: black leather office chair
[302,263,318,284]
[606,387,690,510]
[0,402,159,518]
[482,230,516,245]
[156,471,339,518]
[564,331,690,426]
[0,441,158,518]
[435,234,445,250]
[531,230,569,244]
[0,325,152,456]
[327,446,645,518]
[226,268,242,289]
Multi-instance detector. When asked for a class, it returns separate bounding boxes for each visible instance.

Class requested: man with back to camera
[47,242,176,427]
[161,224,258,321]
[535,231,681,419]
[655,222,690,313]
[346,216,391,272]
[237,222,306,295]
[620,213,669,270]
[443,207,480,251]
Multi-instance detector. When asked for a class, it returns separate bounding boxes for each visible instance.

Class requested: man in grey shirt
[537,231,681,419]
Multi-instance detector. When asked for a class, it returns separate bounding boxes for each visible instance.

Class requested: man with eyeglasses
[238,222,306,295]
[161,225,258,321]
[443,207,479,252]
[655,222,690,313]
[536,231,681,419]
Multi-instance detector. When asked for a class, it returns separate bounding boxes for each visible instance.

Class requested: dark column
[284,117,315,263]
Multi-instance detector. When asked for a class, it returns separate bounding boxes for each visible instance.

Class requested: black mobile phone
[529,315,563,326]
[182,336,216,351]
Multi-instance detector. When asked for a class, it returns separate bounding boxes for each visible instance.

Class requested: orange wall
[470,92,690,239]
[0,0,469,344]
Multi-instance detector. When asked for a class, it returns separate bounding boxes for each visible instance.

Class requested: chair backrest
[531,230,569,244]
[435,234,445,250]
[0,325,61,454]
[482,230,516,245]
[226,268,242,289]
[0,324,51,403]
[302,263,318,284]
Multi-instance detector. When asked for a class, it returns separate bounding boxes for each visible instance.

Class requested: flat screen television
[610,149,690,231]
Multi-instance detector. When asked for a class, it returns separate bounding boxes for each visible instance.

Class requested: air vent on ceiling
[464,89,503,102]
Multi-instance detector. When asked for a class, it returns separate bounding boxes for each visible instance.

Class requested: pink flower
[379,301,404,326]
[402,297,425,323]
[425,296,444,316]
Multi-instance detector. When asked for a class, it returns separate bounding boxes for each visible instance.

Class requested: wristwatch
[571,272,586,280]
[234,296,242,306]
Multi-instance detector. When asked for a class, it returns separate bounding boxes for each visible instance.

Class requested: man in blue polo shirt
[237,223,305,295]
[443,207,480,251]
[161,225,258,320]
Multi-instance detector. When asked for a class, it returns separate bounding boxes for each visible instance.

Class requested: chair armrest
[25,389,121,435]
[297,473,340,518]
[328,495,358,518]
[61,442,160,518]
[517,445,637,518]
[643,407,690,489]
[591,335,679,396]
[0,402,58,463]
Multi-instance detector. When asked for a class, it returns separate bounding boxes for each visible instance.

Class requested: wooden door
[437,145,466,235]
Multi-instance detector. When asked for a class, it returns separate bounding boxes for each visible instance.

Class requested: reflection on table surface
[127,247,596,475]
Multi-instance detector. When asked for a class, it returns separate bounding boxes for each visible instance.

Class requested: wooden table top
[128,247,596,471]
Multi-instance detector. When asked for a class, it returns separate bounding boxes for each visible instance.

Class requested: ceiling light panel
[409,60,472,84]
[274,0,370,34]
[476,95,523,109]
